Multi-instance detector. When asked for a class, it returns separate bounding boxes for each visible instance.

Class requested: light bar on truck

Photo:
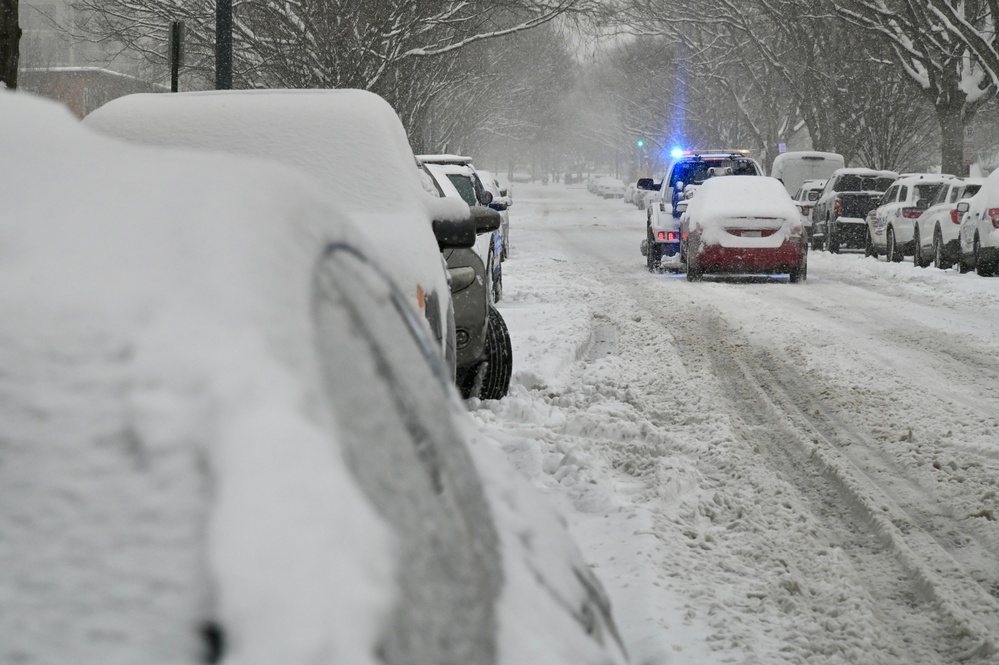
[670,148,752,159]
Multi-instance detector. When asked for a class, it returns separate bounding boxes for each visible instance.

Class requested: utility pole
[215,0,232,90]
[0,0,21,90]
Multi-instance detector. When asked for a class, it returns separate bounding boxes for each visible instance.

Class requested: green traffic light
[637,139,645,148]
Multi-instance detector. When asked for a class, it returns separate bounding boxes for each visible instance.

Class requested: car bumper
[693,239,806,274]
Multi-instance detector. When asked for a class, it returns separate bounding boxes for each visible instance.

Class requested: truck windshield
[669,158,760,187]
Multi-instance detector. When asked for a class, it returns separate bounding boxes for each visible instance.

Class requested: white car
[957,169,999,276]
[84,89,467,380]
[867,174,956,262]
[680,175,807,282]
[1,91,628,665]
[476,169,512,260]
[911,178,983,269]
[790,179,827,250]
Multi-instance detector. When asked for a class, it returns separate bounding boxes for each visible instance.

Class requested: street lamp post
[215,0,232,90]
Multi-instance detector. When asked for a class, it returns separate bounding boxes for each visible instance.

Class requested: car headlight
[447,267,477,293]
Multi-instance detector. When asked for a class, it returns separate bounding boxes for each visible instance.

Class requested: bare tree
[833,0,994,175]
[0,0,20,89]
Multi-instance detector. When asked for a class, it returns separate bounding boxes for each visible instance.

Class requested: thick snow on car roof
[85,89,468,222]
[688,175,799,221]
[831,167,900,178]
[1,92,395,665]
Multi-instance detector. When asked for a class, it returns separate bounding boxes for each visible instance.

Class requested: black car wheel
[864,228,878,258]
[478,306,512,400]
[886,227,903,263]
[932,230,948,270]
[827,220,839,254]
[789,255,807,283]
[913,227,931,268]
[975,235,997,277]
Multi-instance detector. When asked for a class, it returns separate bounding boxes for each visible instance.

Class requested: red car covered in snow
[681,176,808,283]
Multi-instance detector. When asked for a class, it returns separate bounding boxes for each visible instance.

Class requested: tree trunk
[0,0,20,90]
[936,102,970,177]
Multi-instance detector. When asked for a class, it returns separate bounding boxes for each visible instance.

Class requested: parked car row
[587,175,626,199]
[1,90,628,664]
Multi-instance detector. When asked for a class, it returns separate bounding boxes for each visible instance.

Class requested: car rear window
[669,158,760,186]
[834,175,893,192]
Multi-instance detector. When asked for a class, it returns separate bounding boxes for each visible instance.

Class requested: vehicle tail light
[834,200,842,216]
[989,208,999,229]
[901,207,921,218]
[667,232,678,241]
[658,231,665,240]
[800,205,811,215]
[951,208,961,225]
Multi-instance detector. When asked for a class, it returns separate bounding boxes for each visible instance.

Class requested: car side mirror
[637,177,654,190]
[471,206,501,234]
[432,217,477,250]
[480,190,494,206]
[488,201,508,212]
[956,201,970,214]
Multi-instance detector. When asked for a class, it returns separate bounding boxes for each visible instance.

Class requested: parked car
[646,149,764,272]
[957,169,999,276]
[791,179,827,250]
[911,178,983,269]
[476,169,512,260]
[421,160,505,303]
[812,168,898,253]
[423,163,514,400]
[2,91,629,665]
[680,175,807,282]
[866,174,955,262]
[84,89,470,382]
[771,151,844,198]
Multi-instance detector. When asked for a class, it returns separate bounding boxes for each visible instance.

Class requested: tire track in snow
[663,304,999,662]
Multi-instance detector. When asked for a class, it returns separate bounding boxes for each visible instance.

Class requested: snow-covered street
[474,182,999,665]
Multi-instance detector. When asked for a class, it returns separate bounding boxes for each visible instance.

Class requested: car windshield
[446,174,478,206]
[962,184,982,199]
[834,175,893,192]
[669,158,760,186]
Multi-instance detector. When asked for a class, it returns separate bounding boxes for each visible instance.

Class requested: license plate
[742,230,762,237]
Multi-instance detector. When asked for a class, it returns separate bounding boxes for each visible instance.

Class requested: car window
[669,158,760,186]
[874,177,895,191]
[914,183,943,206]
[962,184,981,199]
[949,186,960,203]
[446,174,478,207]
[881,186,897,205]
[312,244,502,663]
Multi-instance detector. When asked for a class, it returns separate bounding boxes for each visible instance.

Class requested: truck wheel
[826,220,839,253]
[647,232,663,272]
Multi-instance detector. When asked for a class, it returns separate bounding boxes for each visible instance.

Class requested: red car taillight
[989,208,999,229]
[951,208,961,225]
[800,205,811,215]
[834,200,842,216]
[901,207,921,219]
[657,231,679,241]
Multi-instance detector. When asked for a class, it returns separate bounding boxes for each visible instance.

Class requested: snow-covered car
[476,169,512,260]
[791,179,827,250]
[423,164,513,400]
[83,89,468,381]
[680,175,807,282]
[911,177,983,269]
[866,173,955,262]
[1,91,628,665]
[645,150,763,272]
[598,178,626,199]
[956,169,999,276]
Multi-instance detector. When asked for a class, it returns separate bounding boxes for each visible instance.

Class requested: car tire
[478,306,512,400]
[913,227,931,268]
[789,256,807,283]
[492,269,503,303]
[827,220,839,254]
[647,231,662,272]
[932,230,948,270]
[686,254,703,282]
[975,235,997,277]
[887,227,903,263]
[864,228,878,258]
